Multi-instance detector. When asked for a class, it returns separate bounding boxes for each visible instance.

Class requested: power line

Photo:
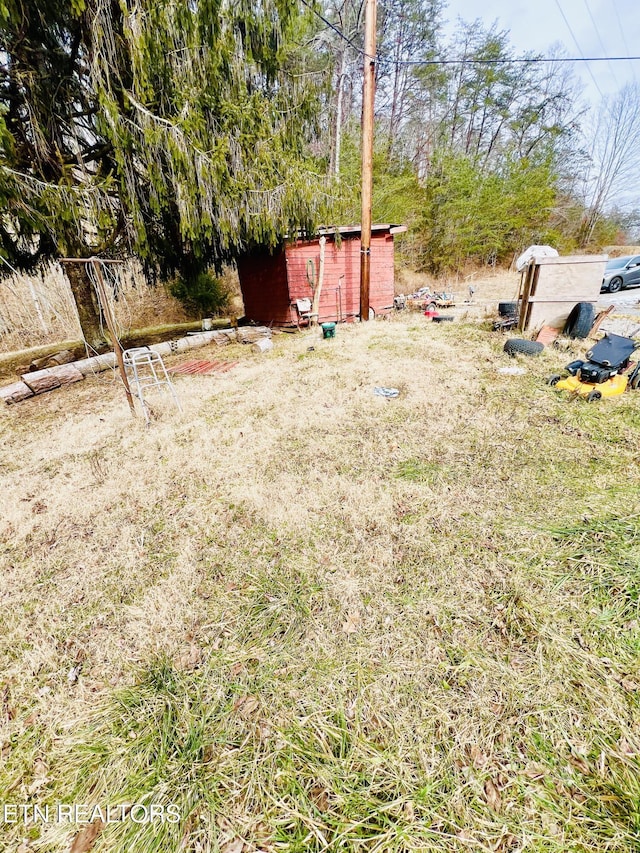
[611,0,636,82]
[582,0,619,87]
[299,0,367,57]
[300,0,640,68]
[552,0,604,98]
[393,55,640,67]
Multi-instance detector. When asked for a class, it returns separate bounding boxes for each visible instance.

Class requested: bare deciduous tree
[578,82,640,246]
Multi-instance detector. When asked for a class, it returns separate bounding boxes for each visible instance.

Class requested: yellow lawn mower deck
[548,333,640,402]
[553,373,629,402]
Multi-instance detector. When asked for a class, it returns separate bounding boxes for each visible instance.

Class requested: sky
[443,0,640,106]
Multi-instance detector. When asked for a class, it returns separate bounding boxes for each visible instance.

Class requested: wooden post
[90,259,136,415]
[311,235,326,324]
[359,0,377,322]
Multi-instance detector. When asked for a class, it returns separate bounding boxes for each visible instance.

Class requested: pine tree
[0,0,326,347]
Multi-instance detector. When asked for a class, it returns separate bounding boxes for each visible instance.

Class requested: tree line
[1,0,638,344]
[309,0,640,270]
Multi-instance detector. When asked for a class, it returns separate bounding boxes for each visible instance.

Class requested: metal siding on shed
[285,233,394,322]
[237,228,398,325]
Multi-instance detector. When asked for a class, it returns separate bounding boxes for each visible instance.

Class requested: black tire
[607,276,623,294]
[425,301,437,312]
[586,390,602,402]
[628,365,640,390]
[547,374,562,386]
[504,338,544,357]
[563,302,595,339]
[498,301,519,317]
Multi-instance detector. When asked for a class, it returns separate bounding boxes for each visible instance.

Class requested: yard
[1,305,639,851]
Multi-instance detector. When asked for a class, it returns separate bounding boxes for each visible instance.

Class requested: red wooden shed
[236,224,407,326]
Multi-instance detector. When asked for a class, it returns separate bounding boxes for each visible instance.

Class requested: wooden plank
[536,326,560,345]
[589,304,615,337]
[525,297,599,303]
[535,254,608,265]
[537,263,603,298]
[518,264,537,330]
[521,256,606,331]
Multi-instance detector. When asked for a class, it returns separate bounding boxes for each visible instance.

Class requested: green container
[321,322,336,339]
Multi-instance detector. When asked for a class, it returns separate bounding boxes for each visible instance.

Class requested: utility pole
[359,0,376,321]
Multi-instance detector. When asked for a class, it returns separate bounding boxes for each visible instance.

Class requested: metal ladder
[122,347,182,424]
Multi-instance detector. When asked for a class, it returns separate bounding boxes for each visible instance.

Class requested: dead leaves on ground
[467,744,489,770]
[483,778,502,813]
[233,694,259,718]
[26,758,49,795]
[522,762,546,780]
[174,642,202,672]
[220,841,245,853]
[341,612,361,635]
[70,819,104,853]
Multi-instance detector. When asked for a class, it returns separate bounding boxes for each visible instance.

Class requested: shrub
[169,270,230,318]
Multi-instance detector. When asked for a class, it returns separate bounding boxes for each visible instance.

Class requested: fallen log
[20,363,84,395]
[210,330,234,346]
[184,333,212,349]
[74,353,116,376]
[47,363,84,386]
[235,326,272,344]
[21,369,61,395]
[1,326,245,404]
[0,381,34,404]
[29,349,76,371]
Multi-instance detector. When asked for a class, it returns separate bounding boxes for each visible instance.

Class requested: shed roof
[316,224,407,238]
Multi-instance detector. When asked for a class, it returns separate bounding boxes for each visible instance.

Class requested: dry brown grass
[603,246,640,258]
[0,261,194,354]
[1,316,639,852]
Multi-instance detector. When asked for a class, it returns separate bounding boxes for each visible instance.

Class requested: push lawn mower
[548,333,640,401]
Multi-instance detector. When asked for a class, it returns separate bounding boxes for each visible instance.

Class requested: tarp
[516,245,559,272]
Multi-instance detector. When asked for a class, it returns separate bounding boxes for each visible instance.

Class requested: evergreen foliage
[418,151,559,272]
[0,0,117,263]
[0,0,329,342]
[90,0,329,275]
[169,270,230,318]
